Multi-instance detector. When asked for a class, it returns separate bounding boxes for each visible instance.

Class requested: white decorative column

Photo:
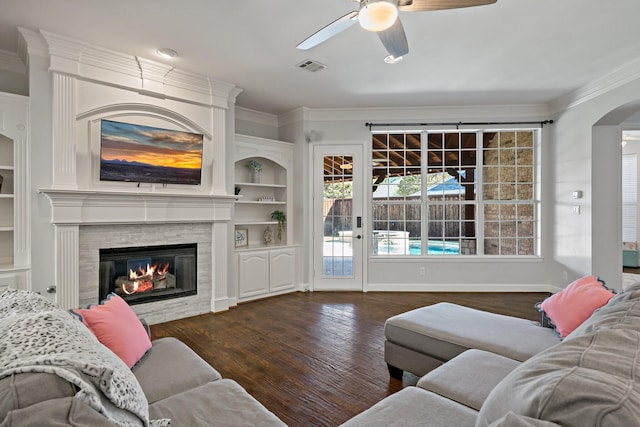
[211,107,227,194]
[51,73,77,188]
[54,224,79,309]
[13,118,30,267]
[42,30,85,189]
[212,221,229,312]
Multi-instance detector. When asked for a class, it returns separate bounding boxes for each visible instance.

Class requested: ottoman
[339,386,477,427]
[384,302,560,378]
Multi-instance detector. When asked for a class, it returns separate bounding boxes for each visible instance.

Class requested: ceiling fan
[296,0,497,62]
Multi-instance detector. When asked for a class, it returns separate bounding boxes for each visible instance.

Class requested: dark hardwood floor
[150,291,548,427]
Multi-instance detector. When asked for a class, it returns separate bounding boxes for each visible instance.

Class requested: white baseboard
[211,296,230,313]
[365,283,561,293]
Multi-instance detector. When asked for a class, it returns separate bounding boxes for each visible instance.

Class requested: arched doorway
[593,101,640,290]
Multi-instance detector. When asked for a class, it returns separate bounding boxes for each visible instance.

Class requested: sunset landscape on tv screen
[100,119,203,185]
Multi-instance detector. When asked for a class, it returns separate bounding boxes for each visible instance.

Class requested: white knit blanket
[0,289,170,427]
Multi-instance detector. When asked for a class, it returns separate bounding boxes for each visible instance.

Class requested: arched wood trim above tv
[77,103,213,140]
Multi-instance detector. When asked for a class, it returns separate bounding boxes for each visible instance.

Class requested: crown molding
[28,28,238,108]
[549,57,640,114]
[0,49,26,74]
[17,27,49,61]
[227,87,244,106]
[235,106,278,128]
[280,104,550,124]
[277,107,309,127]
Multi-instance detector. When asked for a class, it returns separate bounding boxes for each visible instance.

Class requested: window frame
[370,128,541,258]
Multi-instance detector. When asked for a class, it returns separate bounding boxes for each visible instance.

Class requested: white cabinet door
[237,251,269,299]
[269,248,295,293]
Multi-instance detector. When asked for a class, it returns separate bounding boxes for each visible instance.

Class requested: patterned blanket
[0,289,170,427]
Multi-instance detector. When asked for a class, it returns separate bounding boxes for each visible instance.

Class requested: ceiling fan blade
[378,17,409,58]
[398,0,496,12]
[296,11,359,50]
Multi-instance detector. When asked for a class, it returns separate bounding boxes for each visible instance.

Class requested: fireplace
[99,243,197,305]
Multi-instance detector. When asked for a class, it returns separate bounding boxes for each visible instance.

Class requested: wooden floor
[150,291,548,427]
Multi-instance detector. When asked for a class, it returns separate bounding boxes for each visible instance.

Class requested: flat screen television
[100,119,203,185]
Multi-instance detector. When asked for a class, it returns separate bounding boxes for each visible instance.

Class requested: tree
[324,182,353,199]
[396,175,421,196]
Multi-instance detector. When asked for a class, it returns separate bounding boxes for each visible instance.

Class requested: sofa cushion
[385,303,560,363]
[417,349,521,411]
[133,337,222,404]
[148,379,286,427]
[476,328,640,427]
[0,373,76,421]
[535,276,614,338]
[71,293,152,368]
[567,281,640,339]
[339,387,477,427]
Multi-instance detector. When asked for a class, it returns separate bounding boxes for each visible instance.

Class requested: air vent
[296,59,327,73]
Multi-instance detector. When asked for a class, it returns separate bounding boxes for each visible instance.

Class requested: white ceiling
[1,0,639,116]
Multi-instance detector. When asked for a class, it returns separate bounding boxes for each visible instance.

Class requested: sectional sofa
[343,278,640,426]
[4,279,639,426]
[0,289,285,426]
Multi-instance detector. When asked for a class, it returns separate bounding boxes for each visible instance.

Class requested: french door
[312,145,364,290]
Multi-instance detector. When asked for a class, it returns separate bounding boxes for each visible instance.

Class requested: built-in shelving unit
[0,143,15,269]
[0,93,30,292]
[234,134,297,302]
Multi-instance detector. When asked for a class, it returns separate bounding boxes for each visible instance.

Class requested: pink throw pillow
[72,294,152,368]
[536,275,615,338]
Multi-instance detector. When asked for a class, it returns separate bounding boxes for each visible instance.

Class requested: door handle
[356,235,362,239]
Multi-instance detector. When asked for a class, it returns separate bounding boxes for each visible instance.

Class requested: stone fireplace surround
[41,189,235,324]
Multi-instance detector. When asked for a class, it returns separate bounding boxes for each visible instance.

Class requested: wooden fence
[323,197,471,238]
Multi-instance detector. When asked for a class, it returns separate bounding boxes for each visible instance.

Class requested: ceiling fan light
[359,0,398,32]
[156,48,178,59]
[384,54,403,64]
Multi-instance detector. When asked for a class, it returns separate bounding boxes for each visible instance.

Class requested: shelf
[235,221,278,226]
[236,181,286,188]
[235,200,286,205]
[0,92,29,291]
[0,263,29,273]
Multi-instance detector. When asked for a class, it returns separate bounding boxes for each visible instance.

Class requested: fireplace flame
[121,262,170,295]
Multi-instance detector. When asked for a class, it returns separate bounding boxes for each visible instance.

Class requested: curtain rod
[365,120,554,130]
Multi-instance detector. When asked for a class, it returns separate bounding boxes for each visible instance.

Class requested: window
[371,130,538,256]
[622,154,637,243]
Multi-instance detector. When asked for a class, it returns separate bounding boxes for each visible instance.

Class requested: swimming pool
[413,241,460,255]
[376,240,460,255]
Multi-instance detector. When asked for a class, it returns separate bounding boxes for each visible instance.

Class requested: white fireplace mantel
[39,189,235,225]
[39,188,234,315]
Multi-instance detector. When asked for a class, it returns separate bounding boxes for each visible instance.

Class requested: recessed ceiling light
[156,48,178,59]
[384,55,403,64]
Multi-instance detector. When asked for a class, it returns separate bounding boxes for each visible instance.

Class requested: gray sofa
[0,289,285,427]
[343,284,640,426]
